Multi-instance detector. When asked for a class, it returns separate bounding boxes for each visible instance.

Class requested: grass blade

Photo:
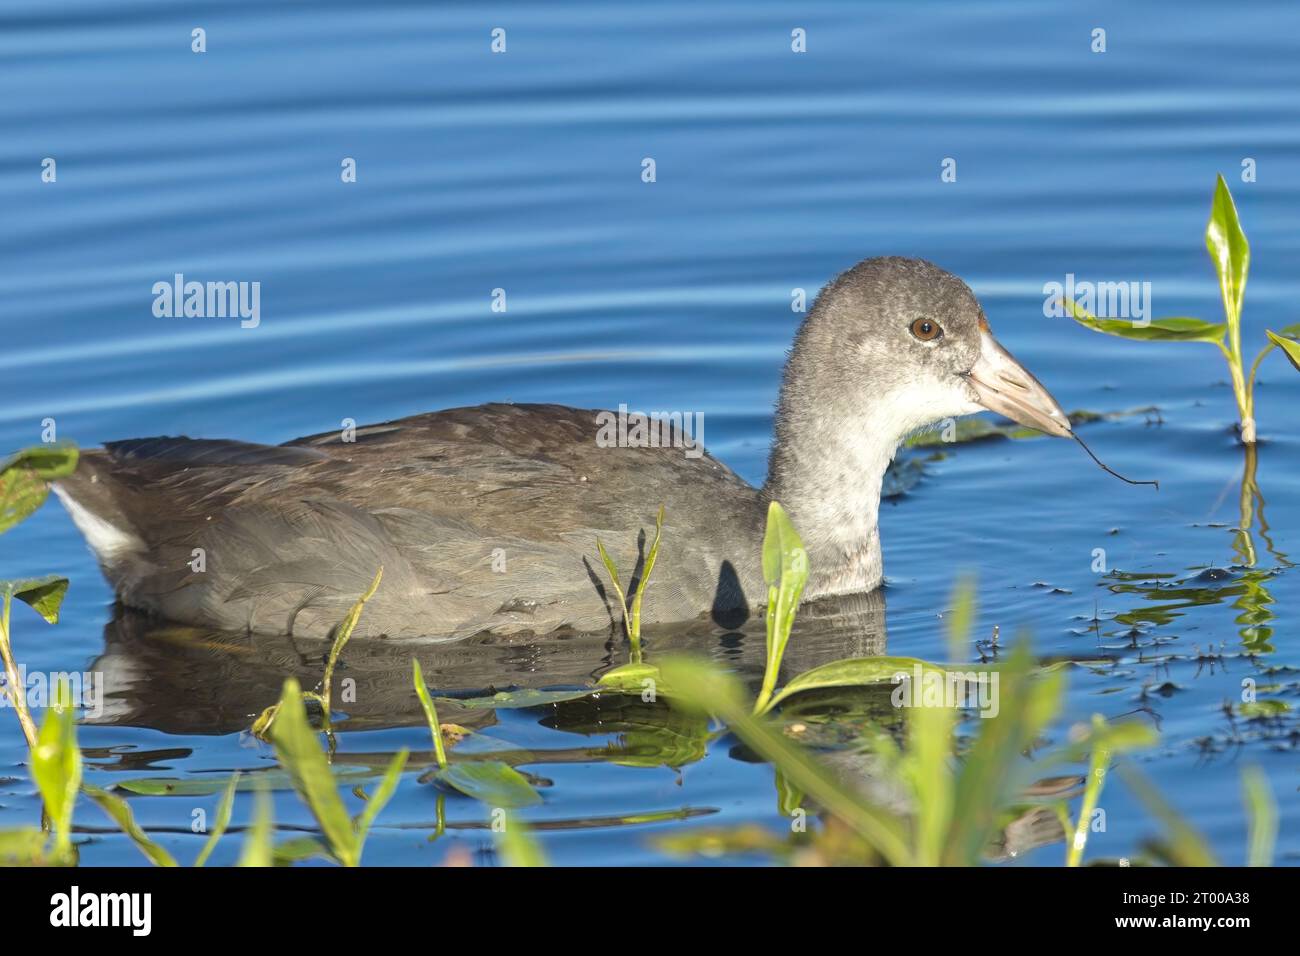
[1241,765,1276,867]
[84,785,179,867]
[193,771,240,867]
[354,749,408,855]
[412,658,448,769]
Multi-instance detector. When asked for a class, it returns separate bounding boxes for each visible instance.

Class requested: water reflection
[86,589,888,734]
[1105,443,1287,654]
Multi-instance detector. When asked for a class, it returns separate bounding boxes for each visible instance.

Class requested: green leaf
[766,656,947,710]
[1063,299,1226,344]
[609,710,710,769]
[496,811,547,867]
[412,658,448,770]
[83,785,179,867]
[595,538,624,600]
[761,501,805,588]
[426,761,543,808]
[272,836,331,866]
[659,655,911,866]
[1206,173,1250,346]
[193,772,239,867]
[1241,765,1276,867]
[597,661,665,695]
[943,641,1064,866]
[755,501,810,713]
[322,568,382,705]
[268,677,360,866]
[906,691,956,867]
[354,749,408,855]
[238,785,274,867]
[1237,698,1289,719]
[0,444,78,535]
[1265,330,1300,373]
[439,687,597,710]
[115,768,376,796]
[30,679,82,860]
[628,505,665,638]
[1,576,69,624]
[0,443,79,480]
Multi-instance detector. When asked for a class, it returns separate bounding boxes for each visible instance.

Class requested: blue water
[2,0,1298,865]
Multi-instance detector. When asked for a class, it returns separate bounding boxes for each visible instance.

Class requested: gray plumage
[54,257,1066,641]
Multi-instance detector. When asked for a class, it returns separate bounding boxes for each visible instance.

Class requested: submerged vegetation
[1064,175,1300,443]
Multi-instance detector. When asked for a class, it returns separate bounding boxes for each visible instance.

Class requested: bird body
[54,257,1071,641]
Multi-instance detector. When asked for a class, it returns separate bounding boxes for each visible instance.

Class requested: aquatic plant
[653,518,1169,866]
[595,505,664,662]
[0,444,78,750]
[412,658,542,807]
[753,502,809,713]
[1064,175,1299,443]
[269,677,408,867]
[252,568,383,740]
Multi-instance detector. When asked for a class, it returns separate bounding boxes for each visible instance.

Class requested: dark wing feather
[57,404,766,640]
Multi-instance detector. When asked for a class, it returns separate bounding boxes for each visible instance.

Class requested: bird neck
[762,354,904,599]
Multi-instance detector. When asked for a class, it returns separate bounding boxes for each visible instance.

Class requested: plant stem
[1067,717,1111,867]
[753,585,783,714]
[1217,340,1255,443]
[0,595,38,751]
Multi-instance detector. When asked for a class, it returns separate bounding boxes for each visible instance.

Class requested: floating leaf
[597,661,664,695]
[1237,699,1289,719]
[116,768,376,797]
[440,687,597,710]
[424,760,543,808]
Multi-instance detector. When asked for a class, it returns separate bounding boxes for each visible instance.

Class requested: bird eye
[910,318,943,341]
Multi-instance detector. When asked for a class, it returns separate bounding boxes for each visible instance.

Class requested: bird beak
[961,325,1072,438]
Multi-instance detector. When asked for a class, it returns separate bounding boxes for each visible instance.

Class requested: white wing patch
[52,485,143,565]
